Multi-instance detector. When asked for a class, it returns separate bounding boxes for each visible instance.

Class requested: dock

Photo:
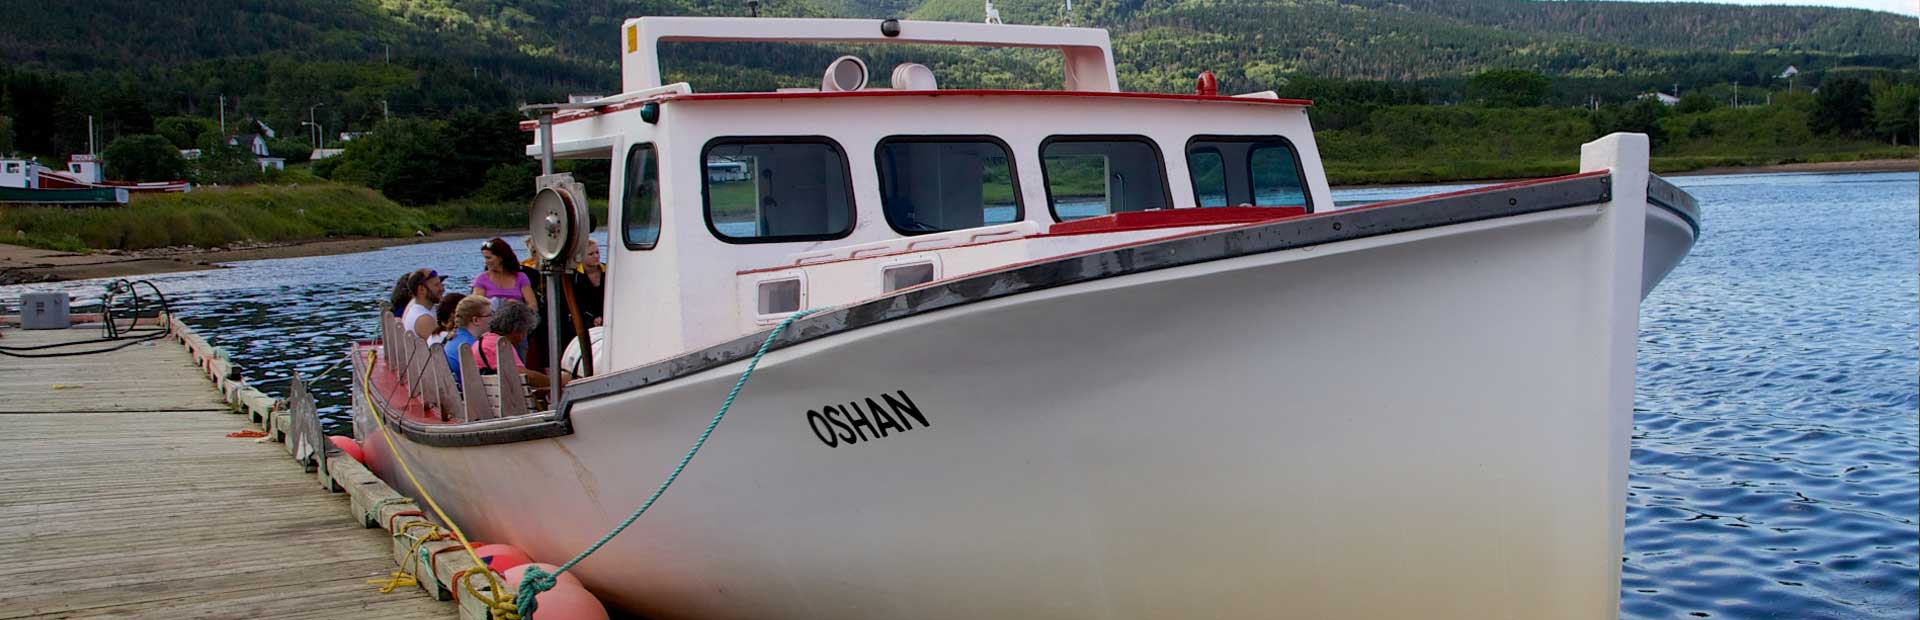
[0,324,459,619]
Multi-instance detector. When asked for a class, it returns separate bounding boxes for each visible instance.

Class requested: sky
[1631,0,1920,16]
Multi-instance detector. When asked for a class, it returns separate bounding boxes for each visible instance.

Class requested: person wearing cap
[400,268,447,338]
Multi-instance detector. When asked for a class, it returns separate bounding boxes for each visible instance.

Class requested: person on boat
[444,295,492,387]
[516,236,553,372]
[426,292,466,347]
[476,300,550,389]
[472,238,537,309]
[399,268,446,338]
[571,238,606,328]
[387,272,414,318]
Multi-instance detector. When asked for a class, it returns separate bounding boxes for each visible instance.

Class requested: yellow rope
[358,350,522,619]
[370,521,446,593]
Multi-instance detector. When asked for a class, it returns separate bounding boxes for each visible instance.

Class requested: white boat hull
[357,136,1696,618]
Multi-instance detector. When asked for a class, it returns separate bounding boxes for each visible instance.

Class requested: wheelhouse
[524,17,1330,372]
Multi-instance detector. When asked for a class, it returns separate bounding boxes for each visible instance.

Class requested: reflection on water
[2,173,1914,619]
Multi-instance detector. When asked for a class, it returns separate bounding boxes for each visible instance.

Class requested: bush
[1592,99,1669,146]
[1466,69,1550,107]
[1811,78,1873,136]
[1675,92,1718,114]
[101,134,188,181]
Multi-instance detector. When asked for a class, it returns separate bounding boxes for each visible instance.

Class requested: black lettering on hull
[805,390,930,448]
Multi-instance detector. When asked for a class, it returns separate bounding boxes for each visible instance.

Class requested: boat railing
[376,307,533,424]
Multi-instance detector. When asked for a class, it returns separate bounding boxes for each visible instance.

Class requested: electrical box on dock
[19,293,70,329]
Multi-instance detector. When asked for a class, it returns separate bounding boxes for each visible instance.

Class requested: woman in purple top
[472,238,537,309]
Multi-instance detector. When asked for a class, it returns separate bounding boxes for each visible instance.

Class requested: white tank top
[400,301,434,337]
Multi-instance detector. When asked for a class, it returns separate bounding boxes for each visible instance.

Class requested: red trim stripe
[521,89,1312,130]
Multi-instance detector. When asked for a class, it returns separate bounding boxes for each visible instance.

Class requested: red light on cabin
[1196,71,1218,97]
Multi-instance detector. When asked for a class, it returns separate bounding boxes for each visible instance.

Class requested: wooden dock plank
[0,327,453,620]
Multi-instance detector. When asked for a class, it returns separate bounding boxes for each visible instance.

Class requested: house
[1638,92,1680,106]
[226,120,286,171]
[310,148,345,160]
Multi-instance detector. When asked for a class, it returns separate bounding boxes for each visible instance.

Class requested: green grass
[1317,103,1915,185]
[0,183,544,252]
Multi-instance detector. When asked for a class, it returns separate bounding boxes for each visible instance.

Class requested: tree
[0,114,14,155]
[1675,91,1718,114]
[189,134,261,185]
[325,118,460,205]
[1466,69,1550,107]
[1809,78,1872,136]
[154,116,218,150]
[1592,98,1668,146]
[101,134,187,181]
[1872,83,1918,145]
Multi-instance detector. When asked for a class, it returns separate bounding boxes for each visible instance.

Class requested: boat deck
[0,326,454,619]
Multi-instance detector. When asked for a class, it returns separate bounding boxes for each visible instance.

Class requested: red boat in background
[35,155,190,193]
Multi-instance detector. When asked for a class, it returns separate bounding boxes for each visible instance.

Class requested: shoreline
[1329,157,1916,191]
[0,228,513,285]
[3,158,1913,284]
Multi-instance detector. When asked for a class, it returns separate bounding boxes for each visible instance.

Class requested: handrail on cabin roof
[619,17,1119,93]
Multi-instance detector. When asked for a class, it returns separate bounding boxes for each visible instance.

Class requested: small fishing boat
[0,158,129,204]
[352,16,1699,618]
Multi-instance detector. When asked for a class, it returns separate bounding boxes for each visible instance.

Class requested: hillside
[0,0,1912,157]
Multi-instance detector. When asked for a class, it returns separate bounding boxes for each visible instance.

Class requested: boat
[0,158,129,204]
[36,154,191,193]
[350,16,1700,619]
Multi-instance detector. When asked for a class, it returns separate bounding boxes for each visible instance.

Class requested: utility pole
[308,103,325,147]
[218,95,226,136]
[87,115,94,155]
[1733,82,1739,109]
[382,100,390,123]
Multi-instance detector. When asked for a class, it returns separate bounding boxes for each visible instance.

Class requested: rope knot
[514,566,561,617]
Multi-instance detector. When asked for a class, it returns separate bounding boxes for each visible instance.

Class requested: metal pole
[538,113,562,401]
[87,116,94,155]
[218,96,226,136]
[538,114,555,176]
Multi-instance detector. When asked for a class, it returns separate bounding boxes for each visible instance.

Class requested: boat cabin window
[1041,136,1172,221]
[875,137,1020,235]
[1185,136,1311,210]
[704,137,854,243]
[1188,148,1228,207]
[3,163,18,174]
[623,143,661,250]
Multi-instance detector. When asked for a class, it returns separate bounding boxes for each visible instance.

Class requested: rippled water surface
[4,171,1915,618]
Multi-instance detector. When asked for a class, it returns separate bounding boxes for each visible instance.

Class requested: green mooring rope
[516,307,827,616]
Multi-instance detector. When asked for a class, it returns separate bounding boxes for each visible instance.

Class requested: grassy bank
[1317,101,1914,185]
[0,183,542,252]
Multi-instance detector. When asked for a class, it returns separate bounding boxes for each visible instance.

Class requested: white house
[1638,92,1680,106]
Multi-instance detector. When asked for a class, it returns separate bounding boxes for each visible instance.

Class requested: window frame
[1183,134,1315,212]
[621,142,662,251]
[872,134,1025,236]
[1038,134,1174,223]
[700,135,858,245]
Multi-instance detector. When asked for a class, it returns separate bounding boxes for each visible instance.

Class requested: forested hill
[6,0,1912,80]
[0,0,1913,157]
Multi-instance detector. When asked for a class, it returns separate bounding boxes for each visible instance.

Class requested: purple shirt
[473,271,530,303]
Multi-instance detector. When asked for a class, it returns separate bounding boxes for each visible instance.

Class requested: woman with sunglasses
[472,238,537,310]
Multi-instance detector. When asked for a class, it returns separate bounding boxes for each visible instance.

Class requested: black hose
[0,278,175,359]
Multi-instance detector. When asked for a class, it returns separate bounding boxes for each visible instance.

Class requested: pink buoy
[504,563,583,590]
[475,544,532,570]
[523,583,608,620]
[326,435,365,463]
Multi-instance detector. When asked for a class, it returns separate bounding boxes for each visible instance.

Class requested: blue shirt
[445,328,480,387]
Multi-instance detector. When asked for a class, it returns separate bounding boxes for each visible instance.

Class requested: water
[4,171,1914,618]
